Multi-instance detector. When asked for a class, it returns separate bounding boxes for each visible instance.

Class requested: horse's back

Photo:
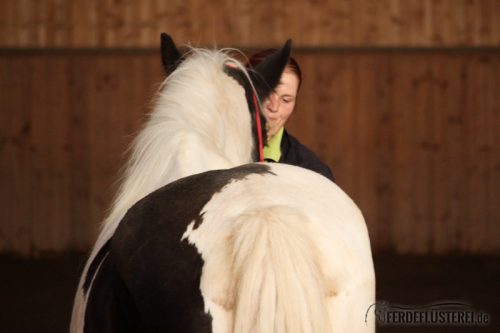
[116,164,375,332]
[90,163,374,332]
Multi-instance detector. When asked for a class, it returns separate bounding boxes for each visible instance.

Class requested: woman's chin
[266,119,280,127]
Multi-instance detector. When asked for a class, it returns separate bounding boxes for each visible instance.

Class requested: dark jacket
[276,130,334,181]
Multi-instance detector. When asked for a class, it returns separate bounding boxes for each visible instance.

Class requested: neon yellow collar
[263,127,284,162]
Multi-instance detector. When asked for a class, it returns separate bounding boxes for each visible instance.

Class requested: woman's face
[262,68,300,140]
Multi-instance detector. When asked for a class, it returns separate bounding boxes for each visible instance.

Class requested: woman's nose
[266,93,279,112]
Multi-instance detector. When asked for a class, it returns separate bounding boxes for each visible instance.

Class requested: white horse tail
[230,206,331,333]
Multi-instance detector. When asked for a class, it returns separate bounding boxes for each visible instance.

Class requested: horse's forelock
[169,47,261,104]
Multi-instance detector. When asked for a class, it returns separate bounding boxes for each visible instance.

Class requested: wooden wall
[0,52,163,253]
[0,1,499,255]
[290,51,499,254]
[0,0,498,48]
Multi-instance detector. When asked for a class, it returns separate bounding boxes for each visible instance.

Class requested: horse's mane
[94,47,258,263]
[71,47,262,332]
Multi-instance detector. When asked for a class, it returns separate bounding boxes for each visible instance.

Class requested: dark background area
[1,253,498,332]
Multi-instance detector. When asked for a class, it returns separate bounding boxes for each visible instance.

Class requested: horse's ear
[160,33,182,75]
[251,39,292,99]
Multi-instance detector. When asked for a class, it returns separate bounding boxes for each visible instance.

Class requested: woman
[247,50,334,181]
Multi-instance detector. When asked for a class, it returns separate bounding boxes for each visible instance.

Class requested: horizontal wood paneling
[0,52,163,254]
[0,49,498,255]
[288,50,500,254]
[0,0,499,48]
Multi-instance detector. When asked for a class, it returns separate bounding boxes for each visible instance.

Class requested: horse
[71,34,376,333]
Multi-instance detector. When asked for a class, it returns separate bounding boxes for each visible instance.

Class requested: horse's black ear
[251,39,292,100]
[161,33,182,75]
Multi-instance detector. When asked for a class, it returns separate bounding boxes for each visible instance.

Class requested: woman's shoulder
[280,131,335,181]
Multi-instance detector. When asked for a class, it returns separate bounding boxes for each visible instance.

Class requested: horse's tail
[70,287,85,333]
[231,206,331,333]
[70,240,111,333]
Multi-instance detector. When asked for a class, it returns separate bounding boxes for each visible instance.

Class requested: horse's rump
[87,163,375,332]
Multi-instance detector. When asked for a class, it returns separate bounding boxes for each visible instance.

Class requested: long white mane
[100,48,256,244]
[72,48,258,331]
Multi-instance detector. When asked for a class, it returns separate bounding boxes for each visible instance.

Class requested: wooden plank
[390,55,426,254]
[369,53,394,250]
[87,56,126,241]
[68,0,98,47]
[430,53,464,253]
[490,52,500,253]
[66,55,93,251]
[463,53,499,253]
[318,0,353,46]
[28,55,71,253]
[412,53,435,254]
[0,55,34,254]
[0,0,14,46]
[491,0,500,46]
[351,0,400,46]
[461,54,479,252]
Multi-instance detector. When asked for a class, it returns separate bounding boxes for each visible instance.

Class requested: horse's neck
[96,52,255,252]
[96,120,252,252]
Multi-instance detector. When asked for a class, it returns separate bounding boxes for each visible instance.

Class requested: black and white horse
[71,34,375,333]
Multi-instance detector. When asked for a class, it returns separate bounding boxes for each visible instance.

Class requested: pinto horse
[71,34,375,333]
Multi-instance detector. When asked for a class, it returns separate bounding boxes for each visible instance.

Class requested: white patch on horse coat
[71,49,257,333]
[182,163,375,333]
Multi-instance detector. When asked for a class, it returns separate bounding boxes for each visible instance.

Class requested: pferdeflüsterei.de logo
[365,301,490,326]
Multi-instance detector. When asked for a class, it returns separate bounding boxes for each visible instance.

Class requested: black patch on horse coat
[83,239,111,294]
[85,163,274,332]
[85,253,144,333]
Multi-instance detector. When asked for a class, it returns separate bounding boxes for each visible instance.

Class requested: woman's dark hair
[246,49,302,89]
